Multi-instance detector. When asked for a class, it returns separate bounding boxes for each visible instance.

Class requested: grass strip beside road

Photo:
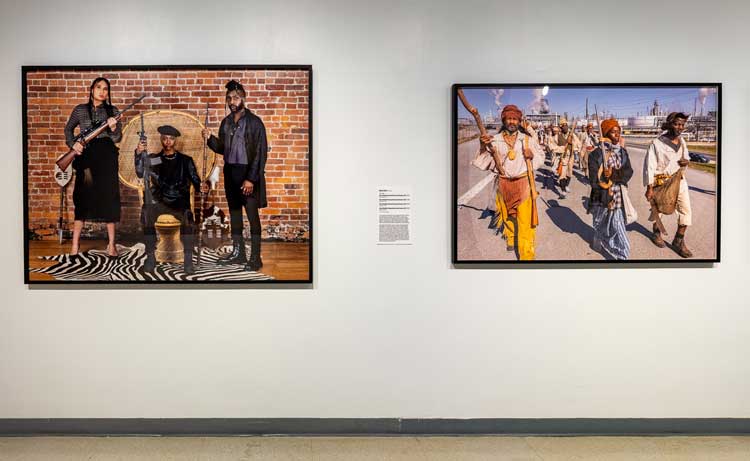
[686,143,717,156]
[689,162,716,174]
[459,134,480,144]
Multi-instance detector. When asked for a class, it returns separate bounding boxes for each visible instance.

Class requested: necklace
[502,131,518,160]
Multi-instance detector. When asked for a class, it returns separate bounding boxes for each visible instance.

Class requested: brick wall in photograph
[25,68,310,241]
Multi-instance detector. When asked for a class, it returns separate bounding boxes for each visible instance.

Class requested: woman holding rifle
[63,77,122,257]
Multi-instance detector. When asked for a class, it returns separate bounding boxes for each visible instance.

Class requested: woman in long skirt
[587,119,634,260]
[63,77,122,257]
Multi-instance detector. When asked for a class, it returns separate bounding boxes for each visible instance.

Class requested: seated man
[135,125,208,274]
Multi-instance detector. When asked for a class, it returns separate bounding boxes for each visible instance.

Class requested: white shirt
[477,131,544,178]
[581,132,599,150]
[644,135,689,187]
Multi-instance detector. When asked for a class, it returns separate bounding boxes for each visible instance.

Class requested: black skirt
[72,137,121,222]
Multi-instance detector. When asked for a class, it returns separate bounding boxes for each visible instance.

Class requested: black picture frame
[452,83,721,265]
[23,65,313,285]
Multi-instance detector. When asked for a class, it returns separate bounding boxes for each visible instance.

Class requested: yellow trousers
[495,191,536,260]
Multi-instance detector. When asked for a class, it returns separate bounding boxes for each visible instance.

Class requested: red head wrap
[501,104,522,121]
[600,118,620,136]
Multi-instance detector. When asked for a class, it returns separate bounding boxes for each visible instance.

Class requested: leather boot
[244,234,263,271]
[218,237,247,265]
[143,252,156,273]
[672,226,693,258]
[143,234,157,273]
[183,247,195,274]
[181,234,196,274]
[650,225,666,248]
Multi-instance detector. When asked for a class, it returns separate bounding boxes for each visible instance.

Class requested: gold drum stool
[155,214,183,263]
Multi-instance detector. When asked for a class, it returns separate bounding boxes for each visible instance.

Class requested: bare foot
[106,244,118,257]
[70,244,79,256]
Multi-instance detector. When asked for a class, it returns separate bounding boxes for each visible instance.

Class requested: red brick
[25,68,311,240]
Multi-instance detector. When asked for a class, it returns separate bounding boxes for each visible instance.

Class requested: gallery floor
[1,436,749,459]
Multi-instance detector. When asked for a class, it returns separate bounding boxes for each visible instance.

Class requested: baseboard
[1,418,749,436]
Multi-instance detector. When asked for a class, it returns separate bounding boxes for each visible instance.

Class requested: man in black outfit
[136,125,208,274]
[202,80,268,271]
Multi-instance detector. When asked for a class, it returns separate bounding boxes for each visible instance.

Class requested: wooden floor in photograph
[27,240,310,282]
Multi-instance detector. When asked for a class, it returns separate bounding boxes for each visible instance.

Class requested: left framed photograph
[24,65,312,284]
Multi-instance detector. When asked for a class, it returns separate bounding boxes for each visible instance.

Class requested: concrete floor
[1,436,749,460]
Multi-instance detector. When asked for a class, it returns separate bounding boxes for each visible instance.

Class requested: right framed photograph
[452,83,721,264]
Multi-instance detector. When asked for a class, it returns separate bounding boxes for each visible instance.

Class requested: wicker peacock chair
[119,109,217,190]
[118,110,218,261]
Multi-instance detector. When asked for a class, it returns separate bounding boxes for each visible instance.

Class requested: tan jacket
[548,130,582,154]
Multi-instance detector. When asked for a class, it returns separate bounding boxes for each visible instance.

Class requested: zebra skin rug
[30,244,274,282]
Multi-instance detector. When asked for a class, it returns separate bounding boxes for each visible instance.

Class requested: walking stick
[196,102,209,268]
[456,89,504,176]
[520,116,539,228]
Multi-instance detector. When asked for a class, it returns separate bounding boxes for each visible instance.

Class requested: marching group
[475,105,696,261]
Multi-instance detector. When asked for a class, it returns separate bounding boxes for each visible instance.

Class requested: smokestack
[489,89,504,118]
[697,88,716,117]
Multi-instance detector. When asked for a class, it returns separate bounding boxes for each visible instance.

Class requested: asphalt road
[456,136,718,261]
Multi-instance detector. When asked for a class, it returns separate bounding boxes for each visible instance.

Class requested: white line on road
[457,173,496,206]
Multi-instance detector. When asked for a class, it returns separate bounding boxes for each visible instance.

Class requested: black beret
[157,125,181,137]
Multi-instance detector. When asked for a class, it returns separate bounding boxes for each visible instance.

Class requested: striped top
[64,103,122,148]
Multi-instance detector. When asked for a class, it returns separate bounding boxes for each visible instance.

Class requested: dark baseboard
[1,418,749,436]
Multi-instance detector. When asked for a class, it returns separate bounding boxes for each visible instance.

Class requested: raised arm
[613,150,634,185]
[187,157,202,189]
[643,142,657,187]
[588,148,602,185]
[527,134,545,170]
[206,119,226,155]
[108,105,123,143]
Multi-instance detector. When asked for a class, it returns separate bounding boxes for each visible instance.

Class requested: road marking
[457,173,496,206]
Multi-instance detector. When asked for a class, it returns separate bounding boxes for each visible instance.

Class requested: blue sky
[457,86,719,120]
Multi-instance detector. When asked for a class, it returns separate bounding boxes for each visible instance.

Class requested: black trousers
[224,165,261,239]
[141,201,195,253]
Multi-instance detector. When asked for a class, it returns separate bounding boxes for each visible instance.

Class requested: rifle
[593,105,618,213]
[196,102,209,268]
[563,117,580,157]
[137,112,154,207]
[56,95,146,170]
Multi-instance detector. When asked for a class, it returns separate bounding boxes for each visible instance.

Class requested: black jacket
[588,144,633,210]
[206,110,268,208]
[135,151,201,210]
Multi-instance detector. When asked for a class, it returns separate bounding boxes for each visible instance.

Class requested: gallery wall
[2,0,749,418]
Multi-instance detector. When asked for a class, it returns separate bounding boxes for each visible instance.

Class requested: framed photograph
[452,83,720,264]
[24,65,312,283]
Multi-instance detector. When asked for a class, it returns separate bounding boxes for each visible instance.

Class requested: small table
[155,214,183,263]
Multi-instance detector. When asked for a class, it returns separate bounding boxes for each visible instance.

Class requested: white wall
[1,0,749,418]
